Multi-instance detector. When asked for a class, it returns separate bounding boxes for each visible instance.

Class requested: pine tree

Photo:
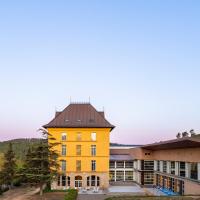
[1,143,17,188]
[22,129,60,195]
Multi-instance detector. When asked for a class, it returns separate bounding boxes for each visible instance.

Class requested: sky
[0,0,200,144]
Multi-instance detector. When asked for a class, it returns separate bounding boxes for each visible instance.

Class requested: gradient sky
[0,0,200,144]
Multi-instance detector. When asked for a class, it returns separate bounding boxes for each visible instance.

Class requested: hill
[0,138,43,168]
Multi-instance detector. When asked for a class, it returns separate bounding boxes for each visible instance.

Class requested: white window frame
[62,145,67,156]
[61,160,66,171]
[61,133,67,141]
[91,132,96,141]
[91,145,96,156]
[91,160,96,171]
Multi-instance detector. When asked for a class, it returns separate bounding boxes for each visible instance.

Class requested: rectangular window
[62,176,66,186]
[125,171,133,181]
[163,161,167,173]
[76,133,82,141]
[125,161,133,168]
[170,161,175,175]
[76,145,81,156]
[190,163,198,180]
[144,160,154,170]
[62,145,66,156]
[109,161,115,168]
[116,161,124,168]
[76,160,81,171]
[179,162,186,177]
[157,161,160,171]
[61,160,66,171]
[109,171,115,181]
[91,132,96,141]
[144,172,154,185]
[91,145,96,156]
[91,160,96,171]
[116,171,124,181]
[61,133,67,141]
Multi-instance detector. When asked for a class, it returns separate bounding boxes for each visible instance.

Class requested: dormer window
[61,133,67,141]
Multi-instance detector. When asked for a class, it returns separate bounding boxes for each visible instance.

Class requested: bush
[64,189,78,200]
[13,178,22,187]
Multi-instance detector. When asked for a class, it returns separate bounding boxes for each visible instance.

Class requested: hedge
[64,189,78,200]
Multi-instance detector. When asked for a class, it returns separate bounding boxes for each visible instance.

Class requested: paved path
[0,187,39,200]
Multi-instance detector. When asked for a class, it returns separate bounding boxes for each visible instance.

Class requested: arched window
[91,175,96,186]
[75,176,82,188]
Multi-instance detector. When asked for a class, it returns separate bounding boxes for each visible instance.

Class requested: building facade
[44,102,200,195]
[44,103,115,189]
[110,137,200,195]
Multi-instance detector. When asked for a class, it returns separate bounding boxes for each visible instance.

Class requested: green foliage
[0,138,43,169]
[64,189,78,200]
[0,143,16,187]
[20,129,60,196]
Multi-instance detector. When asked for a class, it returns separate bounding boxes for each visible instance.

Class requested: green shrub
[13,178,22,187]
[64,189,78,200]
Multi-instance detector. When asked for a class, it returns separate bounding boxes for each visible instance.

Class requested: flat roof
[142,137,200,150]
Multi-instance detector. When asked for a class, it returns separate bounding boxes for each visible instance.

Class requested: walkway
[0,187,39,200]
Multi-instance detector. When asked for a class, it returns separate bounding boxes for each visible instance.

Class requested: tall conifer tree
[1,143,16,188]
[22,129,60,195]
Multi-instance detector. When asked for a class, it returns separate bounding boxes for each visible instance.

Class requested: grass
[105,196,199,200]
[44,188,78,200]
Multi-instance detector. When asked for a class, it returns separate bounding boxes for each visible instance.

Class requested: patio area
[108,185,145,194]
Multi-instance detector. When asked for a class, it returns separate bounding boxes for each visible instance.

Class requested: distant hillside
[0,138,43,168]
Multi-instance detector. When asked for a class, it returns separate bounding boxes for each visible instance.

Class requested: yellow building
[44,103,115,189]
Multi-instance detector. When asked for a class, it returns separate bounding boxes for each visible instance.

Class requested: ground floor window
[109,171,115,181]
[87,175,100,187]
[62,176,66,186]
[144,172,154,185]
[57,175,70,187]
[125,171,133,181]
[116,171,124,181]
[75,176,82,188]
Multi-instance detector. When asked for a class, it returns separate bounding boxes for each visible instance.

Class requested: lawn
[105,196,200,200]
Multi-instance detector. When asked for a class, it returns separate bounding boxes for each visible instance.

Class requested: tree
[1,143,17,188]
[22,129,60,195]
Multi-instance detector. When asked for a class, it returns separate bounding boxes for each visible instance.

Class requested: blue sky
[0,0,200,144]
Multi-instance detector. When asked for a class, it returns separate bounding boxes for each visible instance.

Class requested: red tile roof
[43,103,115,130]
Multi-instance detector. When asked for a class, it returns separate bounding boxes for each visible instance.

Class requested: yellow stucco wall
[47,128,111,173]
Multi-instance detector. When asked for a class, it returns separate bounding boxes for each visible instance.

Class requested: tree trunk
[39,184,43,196]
